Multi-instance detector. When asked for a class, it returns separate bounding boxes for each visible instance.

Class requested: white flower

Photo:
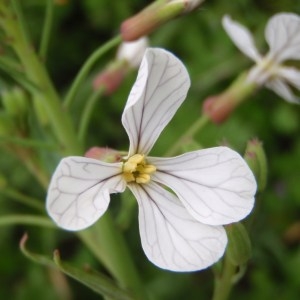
[46,48,256,272]
[223,13,300,103]
[117,37,149,68]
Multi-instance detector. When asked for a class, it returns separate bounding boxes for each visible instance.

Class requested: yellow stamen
[136,174,151,184]
[123,172,135,182]
[122,154,156,184]
[123,154,145,172]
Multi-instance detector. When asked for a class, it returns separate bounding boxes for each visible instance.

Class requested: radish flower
[223,13,300,103]
[117,37,149,69]
[47,48,256,272]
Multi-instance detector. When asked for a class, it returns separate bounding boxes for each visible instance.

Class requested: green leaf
[20,234,134,300]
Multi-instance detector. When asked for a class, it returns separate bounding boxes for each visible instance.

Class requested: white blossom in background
[93,37,149,94]
[117,37,149,68]
[223,13,300,103]
[47,48,256,272]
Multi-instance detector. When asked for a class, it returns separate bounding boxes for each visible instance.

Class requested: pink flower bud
[93,38,148,95]
[203,73,256,123]
[84,147,122,163]
[92,66,126,95]
[203,93,236,124]
[121,0,204,41]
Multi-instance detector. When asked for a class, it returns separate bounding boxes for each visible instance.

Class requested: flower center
[248,56,279,85]
[122,154,156,184]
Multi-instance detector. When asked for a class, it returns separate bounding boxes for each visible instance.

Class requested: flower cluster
[46,48,256,272]
[223,13,300,103]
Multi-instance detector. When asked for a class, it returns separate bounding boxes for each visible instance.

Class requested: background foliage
[0,0,300,299]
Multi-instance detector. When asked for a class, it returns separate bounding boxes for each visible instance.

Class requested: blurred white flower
[47,48,256,272]
[117,37,149,68]
[223,13,300,103]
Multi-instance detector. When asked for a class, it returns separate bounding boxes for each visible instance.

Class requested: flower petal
[149,147,256,226]
[266,78,300,103]
[122,48,190,156]
[265,13,300,62]
[277,66,300,90]
[222,15,261,62]
[46,157,125,231]
[128,182,227,272]
[117,37,149,69]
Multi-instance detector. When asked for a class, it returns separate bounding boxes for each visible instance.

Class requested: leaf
[20,234,134,300]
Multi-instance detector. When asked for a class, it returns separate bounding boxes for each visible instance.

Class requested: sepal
[225,222,252,266]
[244,139,267,192]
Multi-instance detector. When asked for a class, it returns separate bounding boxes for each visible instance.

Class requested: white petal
[122,48,190,156]
[149,147,256,226]
[277,66,300,90]
[46,157,125,231]
[116,37,149,69]
[222,15,261,62]
[128,182,227,272]
[265,13,300,62]
[266,78,300,103]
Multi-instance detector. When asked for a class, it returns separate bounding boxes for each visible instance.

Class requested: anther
[122,154,156,184]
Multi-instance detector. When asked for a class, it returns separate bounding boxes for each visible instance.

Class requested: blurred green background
[1,0,300,299]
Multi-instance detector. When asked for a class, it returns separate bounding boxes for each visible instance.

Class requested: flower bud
[121,0,204,41]
[85,147,122,163]
[93,38,148,95]
[244,139,267,192]
[203,72,256,123]
[93,62,127,95]
[117,37,149,69]
[225,222,252,266]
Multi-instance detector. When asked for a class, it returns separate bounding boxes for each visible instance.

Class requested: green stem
[0,56,23,72]
[0,136,56,150]
[78,213,148,300]
[12,146,50,189]
[39,0,54,60]
[0,2,82,155]
[0,58,39,93]
[0,4,146,298]
[10,0,31,45]
[78,86,105,144]
[0,214,55,228]
[63,35,122,109]
[212,253,237,300]
[165,114,210,156]
[0,188,45,211]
